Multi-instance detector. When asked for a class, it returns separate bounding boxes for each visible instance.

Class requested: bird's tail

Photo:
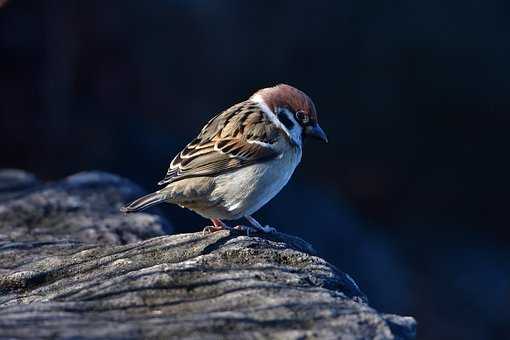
[121,191,165,213]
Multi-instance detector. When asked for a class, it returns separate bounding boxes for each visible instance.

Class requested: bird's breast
[211,146,302,219]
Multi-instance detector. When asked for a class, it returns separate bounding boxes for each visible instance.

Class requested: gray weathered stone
[0,169,40,201]
[0,170,171,246]
[0,170,416,339]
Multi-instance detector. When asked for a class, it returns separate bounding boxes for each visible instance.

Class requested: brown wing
[158,101,281,185]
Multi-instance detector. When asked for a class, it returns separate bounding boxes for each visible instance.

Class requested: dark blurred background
[1,1,509,339]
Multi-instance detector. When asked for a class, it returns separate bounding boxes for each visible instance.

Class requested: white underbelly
[210,148,301,219]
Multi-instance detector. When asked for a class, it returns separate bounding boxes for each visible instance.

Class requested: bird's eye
[295,110,309,124]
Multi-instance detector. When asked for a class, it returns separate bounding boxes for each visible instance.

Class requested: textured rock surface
[0,170,171,245]
[0,170,416,339]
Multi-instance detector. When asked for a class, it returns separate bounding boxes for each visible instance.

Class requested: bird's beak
[304,124,328,143]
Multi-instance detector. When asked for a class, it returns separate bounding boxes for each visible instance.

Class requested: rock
[0,170,172,245]
[0,169,40,201]
[0,170,416,339]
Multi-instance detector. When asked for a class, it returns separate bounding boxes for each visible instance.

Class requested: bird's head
[251,84,328,144]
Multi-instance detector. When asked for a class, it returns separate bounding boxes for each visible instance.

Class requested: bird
[121,84,328,234]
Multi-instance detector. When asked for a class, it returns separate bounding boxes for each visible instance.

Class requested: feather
[158,101,283,186]
[121,192,164,213]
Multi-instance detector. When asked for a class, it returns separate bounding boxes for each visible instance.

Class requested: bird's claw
[202,225,225,235]
[260,225,276,233]
[234,224,276,236]
[234,225,257,237]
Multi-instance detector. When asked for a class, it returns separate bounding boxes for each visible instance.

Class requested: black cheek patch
[277,111,295,130]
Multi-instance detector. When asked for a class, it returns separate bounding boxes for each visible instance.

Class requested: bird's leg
[203,218,232,234]
[244,215,276,233]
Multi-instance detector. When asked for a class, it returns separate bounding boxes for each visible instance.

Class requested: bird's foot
[244,215,277,234]
[234,224,276,236]
[202,225,226,235]
[257,225,277,233]
[233,224,258,236]
[203,218,232,235]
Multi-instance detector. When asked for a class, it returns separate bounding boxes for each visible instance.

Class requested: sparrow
[121,84,328,233]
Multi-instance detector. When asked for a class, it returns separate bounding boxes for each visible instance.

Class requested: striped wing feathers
[158,102,281,185]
